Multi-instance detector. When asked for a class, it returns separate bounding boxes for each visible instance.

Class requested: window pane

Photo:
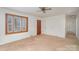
[7,15,13,33]
[14,16,21,32]
[21,17,26,31]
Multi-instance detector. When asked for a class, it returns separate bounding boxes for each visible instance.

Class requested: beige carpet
[0,34,79,51]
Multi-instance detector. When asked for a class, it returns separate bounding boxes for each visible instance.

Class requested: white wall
[41,19,46,34]
[66,15,76,34]
[42,15,65,38]
[76,15,79,39]
[0,8,37,45]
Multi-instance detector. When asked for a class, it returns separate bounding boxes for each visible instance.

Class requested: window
[5,13,28,34]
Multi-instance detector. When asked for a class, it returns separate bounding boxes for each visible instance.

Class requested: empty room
[0,7,79,51]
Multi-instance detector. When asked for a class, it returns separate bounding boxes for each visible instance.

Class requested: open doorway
[65,15,76,39]
[37,20,41,35]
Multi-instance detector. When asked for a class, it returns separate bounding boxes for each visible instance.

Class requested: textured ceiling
[6,7,79,17]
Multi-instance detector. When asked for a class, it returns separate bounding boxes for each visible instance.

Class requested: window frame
[5,13,28,34]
